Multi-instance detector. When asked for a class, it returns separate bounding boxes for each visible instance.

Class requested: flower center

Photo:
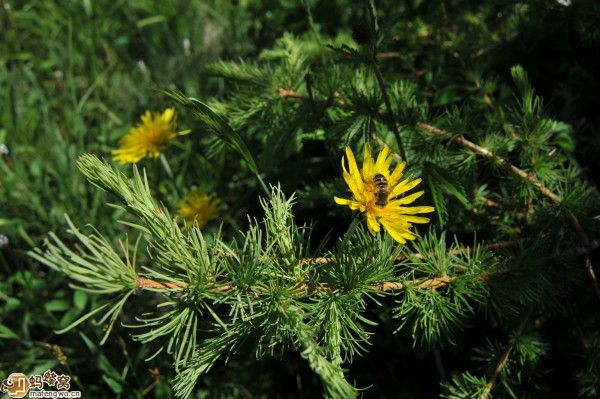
[362,178,381,209]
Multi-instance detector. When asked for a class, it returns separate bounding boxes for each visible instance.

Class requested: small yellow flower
[112,108,190,164]
[334,144,435,244]
[177,190,221,229]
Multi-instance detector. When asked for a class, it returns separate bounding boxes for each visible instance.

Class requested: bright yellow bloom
[334,144,435,244]
[112,108,190,164]
[177,190,221,229]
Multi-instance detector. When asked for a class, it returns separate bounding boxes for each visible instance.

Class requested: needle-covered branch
[30,154,531,398]
[276,87,600,298]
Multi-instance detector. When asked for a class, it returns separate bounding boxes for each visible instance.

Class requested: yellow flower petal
[385,205,435,215]
[390,190,424,205]
[112,108,188,164]
[177,190,221,229]
[374,146,393,175]
[334,196,351,205]
[388,161,406,187]
[162,108,176,123]
[342,147,367,202]
[366,213,381,234]
[379,218,410,244]
[334,143,435,245]
[345,147,359,173]
[334,197,365,211]
[389,178,422,199]
[400,215,431,224]
[361,143,375,181]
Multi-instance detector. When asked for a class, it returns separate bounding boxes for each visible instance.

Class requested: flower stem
[160,154,182,198]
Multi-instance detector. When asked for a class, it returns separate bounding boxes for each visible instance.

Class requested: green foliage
[394,231,490,348]
[3,0,600,398]
[442,372,488,399]
[575,334,600,398]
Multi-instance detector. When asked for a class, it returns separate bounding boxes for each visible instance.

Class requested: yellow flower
[112,108,190,164]
[177,190,221,229]
[334,144,435,244]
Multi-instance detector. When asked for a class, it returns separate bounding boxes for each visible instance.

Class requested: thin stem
[302,0,321,44]
[366,0,406,160]
[373,62,407,161]
[160,153,182,198]
[479,305,534,399]
[160,153,174,178]
[255,173,270,197]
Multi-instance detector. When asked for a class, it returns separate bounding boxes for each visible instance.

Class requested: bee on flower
[112,108,191,164]
[177,189,221,229]
[334,144,434,244]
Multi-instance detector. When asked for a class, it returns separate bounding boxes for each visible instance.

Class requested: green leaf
[102,375,123,394]
[428,178,448,227]
[45,299,71,312]
[60,309,82,329]
[548,119,574,152]
[98,353,121,378]
[0,323,18,340]
[426,163,470,207]
[73,290,88,310]
[336,114,370,147]
[136,15,166,29]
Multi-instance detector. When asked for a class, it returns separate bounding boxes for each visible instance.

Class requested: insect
[373,173,389,207]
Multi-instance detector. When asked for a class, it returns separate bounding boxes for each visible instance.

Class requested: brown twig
[479,305,534,399]
[415,123,599,298]
[136,270,506,296]
[136,277,187,290]
[376,51,402,59]
[135,235,569,295]
[478,195,503,210]
[277,88,600,299]
[415,122,562,204]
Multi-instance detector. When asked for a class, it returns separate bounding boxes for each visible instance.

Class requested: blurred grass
[0,1,264,396]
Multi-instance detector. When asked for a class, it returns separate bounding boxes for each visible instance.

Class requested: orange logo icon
[2,373,30,398]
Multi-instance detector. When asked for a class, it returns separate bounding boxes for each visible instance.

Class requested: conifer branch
[416,121,599,298]
[477,195,503,210]
[135,270,505,295]
[479,305,534,399]
[276,88,600,299]
[277,88,561,204]
[136,277,188,290]
[414,122,562,204]
[277,88,559,203]
[277,88,350,110]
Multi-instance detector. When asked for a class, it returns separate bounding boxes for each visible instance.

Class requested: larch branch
[136,270,505,295]
[479,305,534,399]
[276,87,600,299]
